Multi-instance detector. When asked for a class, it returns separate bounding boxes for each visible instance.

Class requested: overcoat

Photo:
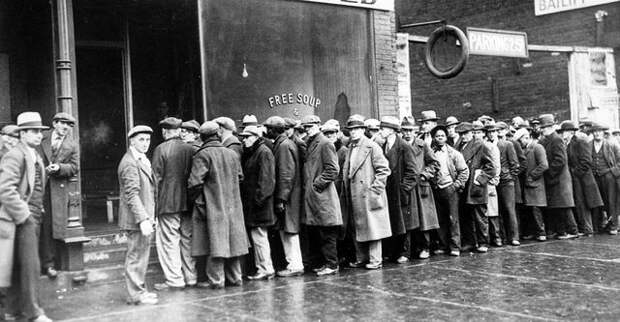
[0,142,46,287]
[117,149,155,231]
[272,134,303,233]
[222,135,243,158]
[341,136,392,242]
[38,131,79,238]
[410,138,440,231]
[151,137,194,216]
[302,132,342,227]
[383,136,417,234]
[485,141,501,217]
[508,138,526,204]
[539,131,575,208]
[523,141,548,207]
[188,139,249,258]
[593,139,620,177]
[497,139,519,182]
[567,136,603,209]
[457,137,496,205]
[241,139,276,228]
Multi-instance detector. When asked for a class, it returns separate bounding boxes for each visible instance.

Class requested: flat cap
[181,120,200,132]
[242,114,258,126]
[213,117,237,132]
[1,125,19,138]
[380,116,401,131]
[283,117,298,129]
[199,121,220,136]
[53,112,76,125]
[364,118,380,130]
[240,125,262,137]
[321,119,340,133]
[347,114,367,129]
[159,117,182,129]
[128,125,153,138]
[263,116,286,128]
[301,115,321,126]
[455,122,473,133]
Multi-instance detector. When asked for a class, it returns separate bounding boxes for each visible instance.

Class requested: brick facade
[396,0,620,123]
[373,10,399,118]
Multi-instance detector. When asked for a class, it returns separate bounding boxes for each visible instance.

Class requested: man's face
[461,131,473,142]
[540,126,555,136]
[401,129,414,141]
[486,130,498,141]
[473,130,484,140]
[366,128,379,138]
[433,129,447,145]
[264,127,278,140]
[242,134,258,147]
[518,132,531,147]
[324,131,338,143]
[304,124,319,136]
[379,127,394,138]
[130,133,151,154]
[181,128,196,143]
[350,128,365,141]
[53,120,72,137]
[421,121,436,133]
[447,125,456,136]
[21,129,43,147]
[593,130,605,141]
[498,129,508,137]
[560,130,574,142]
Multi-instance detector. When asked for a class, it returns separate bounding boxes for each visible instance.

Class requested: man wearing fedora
[418,110,439,146]
[36,112,79,279]
[0,112,52,321]
[537,114,579,239]
[152,117,197,291]
[400,116,417,145]
[590,122,620,235]
[558,121,603,236]
[445,116,460,147]
[118,125,158,305]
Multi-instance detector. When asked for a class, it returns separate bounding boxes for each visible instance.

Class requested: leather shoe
[365,262,382,270]
[475,246,488,253]
[247,272,275,281]
[312,265,326,273]
[154,283,184,291]
[127,296,158,305]
[348,261,366,268]
[418,250,430,259]
[449,250,460,257]
[31,314,53,322]
[277,269,304,277]
[395,256,409,264]
[45,267,58,279]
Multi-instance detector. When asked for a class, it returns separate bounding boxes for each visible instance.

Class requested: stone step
[83,244,158,269]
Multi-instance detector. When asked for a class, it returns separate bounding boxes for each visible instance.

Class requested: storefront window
[200,0,374,125]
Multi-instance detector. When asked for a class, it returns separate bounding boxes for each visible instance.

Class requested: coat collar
[348,136,373,178]
[16,142,44,192]
[128,148,153,182]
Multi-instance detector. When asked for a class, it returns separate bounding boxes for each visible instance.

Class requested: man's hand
[139,219,154,237]
[46,163,60,174]
[275,201,286,214]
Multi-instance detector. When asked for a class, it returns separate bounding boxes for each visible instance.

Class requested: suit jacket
[497,139,519,182]
[567,136,603,209]
[523,141,548,207]
[151,137,194,216]
[539,131,574,208]
[0,142,46,287]
[37,130,79,238]
[117,149,155,230]
[457,137,496,205]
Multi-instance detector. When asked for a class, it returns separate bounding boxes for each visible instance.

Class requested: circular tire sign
[424,25,469,79]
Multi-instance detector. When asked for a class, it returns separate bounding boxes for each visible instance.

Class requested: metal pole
[399,19,446,29]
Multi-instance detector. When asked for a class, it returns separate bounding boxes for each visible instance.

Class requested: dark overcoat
[509,138,526,204]
[457,137,496,205]
[341,136,392,242]
[188,139,249,258]
[272,134,303,233]
[567,136,603,209]
[410,138,439,231]
[151,137,194,216]
[539,131,575,208]
[241,139,276,228]
[497,139,519,182]
[302,132,342,227]
[523,141,548,207]
[38,131,79,238]
[222,135,243,158]
[383,136,417,234]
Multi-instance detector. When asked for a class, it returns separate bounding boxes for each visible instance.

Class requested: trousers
[125,230,152,301]
[307,225,339,269]
[250,227,274,275]
[498,181,519,241]
[206,256,242,287]
[353,240,382,264]
[434,185,461,251]
[279,231,303,271]
[156,213,196,287]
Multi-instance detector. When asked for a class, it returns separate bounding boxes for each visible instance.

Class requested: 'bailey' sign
[535,0,620,16]
[298,0,394,11]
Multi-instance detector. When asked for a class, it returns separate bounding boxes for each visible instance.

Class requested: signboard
[298,0,394,11]
[396,33,411,119]
[535,0,620,16]
[467,27,529,58]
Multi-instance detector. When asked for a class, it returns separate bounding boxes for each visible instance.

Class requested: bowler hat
[538,114,556,128]
[445,116,460,127]
[213,117,236,132]
[401,116,415,130]
[199,121,219,136]
[301,115,321,126]
[364,118,380,130]
[16,112,49,130]
[420,110,439,122]
[240,125,262,137]
[455,122,473,133]
[321,119,340,133]
[159,117,182,129]
[181,120,200,132]
[380,116,401,131]
[53,112,76,125]
[347,115,367,130]
[263,116,286,128]
[558,120,578,132]
[1,125,19,138]
[127,125,153,138]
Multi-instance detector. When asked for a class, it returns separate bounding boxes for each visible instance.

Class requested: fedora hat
[321,119,340,133]
[347,114,366,130]
[401,116,415,130]
[364,118,380,130]
[538,114,556,128]
[558,120,578,132]
[420,110,439,122]
[242,114,258,126]
[380,116,401,131]
[455,122,473,133]
[16,112,49,130]
[301,115,321,126]
[472,120,485,131]
[1,125,19,138]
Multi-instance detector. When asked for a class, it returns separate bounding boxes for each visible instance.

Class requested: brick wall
[373,10,399,118]
[396,0,620,123]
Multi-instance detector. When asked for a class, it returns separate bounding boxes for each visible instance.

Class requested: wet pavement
[41,235,620,321]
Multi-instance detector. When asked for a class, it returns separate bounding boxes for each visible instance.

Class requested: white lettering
[268,97,275,108]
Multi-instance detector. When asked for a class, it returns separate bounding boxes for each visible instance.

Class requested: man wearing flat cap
[152,117,197,291]
[188,121,249,289]
[181,120,202,150]
[493,122,521,246]
[118,125,157,305]
[37,112,79,279]
[213,117,242,158]
[0,125,19,160]
[0,112,53,321]
[590,122,620,235]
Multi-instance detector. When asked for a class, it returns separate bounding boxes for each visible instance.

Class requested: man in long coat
[378,116,416,263]
[214,117,242,158]
[36,112,79,279]
[590,122,620,234]
[188,122,249,289]
[301,115,342,276]
[341,115,392,270]
[538,114,578,239]
[559,121,603,236]
[265,117,304,277]
[152,117,196,290]
[494,122,521,246]
[0,112,52,321]
[456,122,496,253]
[514,128,548,241]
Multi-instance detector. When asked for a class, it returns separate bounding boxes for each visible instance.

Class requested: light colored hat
[348,115,368,129]
[513,128,529,141]
[263,116,286,128]
[455,122,474,133]
[181,120,200,132]
[445,116,460,127]
[478,115,494,124]
[240,125,262,137]
[127,125,153,138]
[420,110,439,122]
[472,120,485,131]
[283,117,298,129]
[53,112,76,125]
[380,116,401,131]
[301,115,321,126]
[16,112,50,130]
[612,129,620,135]
[364,118,380,130]
[321,119,340,133]
[1,125,19,138]
[213,117,236,132]
[242,114,258,126]
[401,116,416,130]
[199,121,219,136]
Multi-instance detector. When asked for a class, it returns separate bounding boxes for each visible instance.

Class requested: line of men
[117,109,620,306]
